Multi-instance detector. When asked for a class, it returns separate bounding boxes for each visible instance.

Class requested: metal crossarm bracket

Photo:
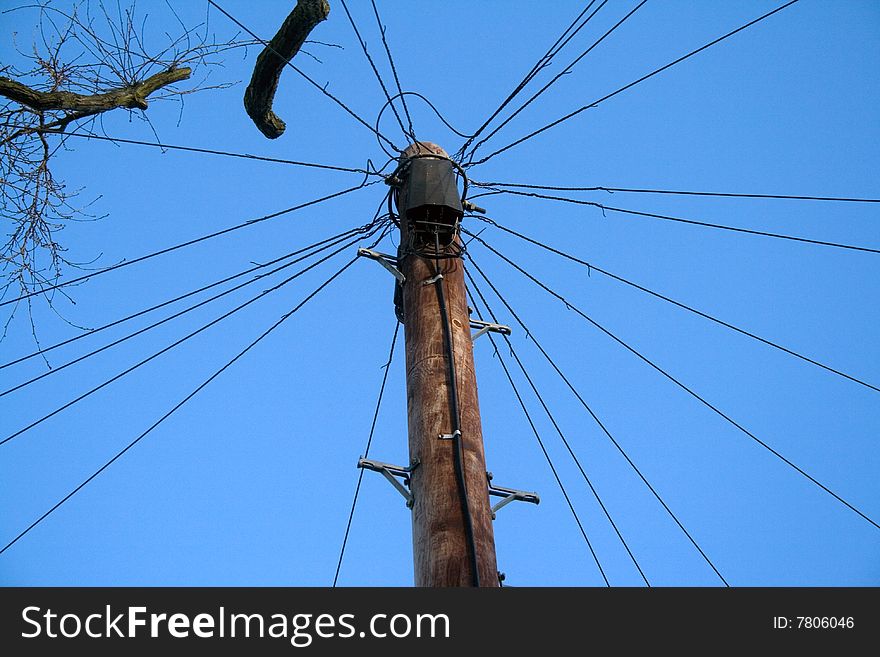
[357,248,405,283]
[487,472,539,518]
[470,319,512,342]
[358,457,419,509]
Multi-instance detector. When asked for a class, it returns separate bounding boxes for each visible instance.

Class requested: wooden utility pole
[395,142,499,587]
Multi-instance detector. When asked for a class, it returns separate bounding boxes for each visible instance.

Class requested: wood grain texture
[398,142,499,587]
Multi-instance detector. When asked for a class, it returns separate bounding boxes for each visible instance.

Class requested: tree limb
[244,0,330,139]
[0,67,191,113]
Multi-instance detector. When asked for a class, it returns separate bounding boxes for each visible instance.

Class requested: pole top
[401,141,450,161]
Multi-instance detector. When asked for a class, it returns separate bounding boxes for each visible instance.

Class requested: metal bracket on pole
[487,472,539,519]
[358,457,419,509]
[357,248,405,283]
[421,273,443,286]
[463,200,487,215]
[470,319,512,342]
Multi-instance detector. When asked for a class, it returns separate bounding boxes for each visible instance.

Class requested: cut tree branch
[244,0,330,139]
[0,67,192,113]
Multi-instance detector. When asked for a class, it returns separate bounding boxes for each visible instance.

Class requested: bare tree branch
[0,67,191,113]
[1,1,246,339]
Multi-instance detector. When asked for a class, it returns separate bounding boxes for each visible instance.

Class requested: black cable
[42,131,381,175]
[430,228,481,587]
[339,0,412,143]
[465,254,729,586]
[207,0,400,152]
[375,92,471,141]
[465,0,646,165]
[468,0,800,167]
[468,219,880,394]
[0,226,365,371]
[332,322,400,587]
[467,190,506,202]
[369,0,416,141]
[0,256,359,557]
[478,187,880,254]
[535,0,602,68]
[0,180,378,309]
[1,226,373,397]
[1,188,392,375]
[466,280,610,586]
[465,260,650,586]
[473,181,880,204]
[455,0,603,160]
[475,234,880,532]
[0,226,383,448]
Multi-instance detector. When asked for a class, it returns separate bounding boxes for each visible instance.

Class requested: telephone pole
[394,142,499,587]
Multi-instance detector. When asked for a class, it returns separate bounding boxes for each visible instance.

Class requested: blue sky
[1,0,878,586]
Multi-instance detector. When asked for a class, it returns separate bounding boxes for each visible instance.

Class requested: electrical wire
[207,0,400,152]
[455,0,603,160]
[375,92,471,142]
[332,321,400,587]
[0,226,374,397]
[0,255,360,557]
[369,0,416,142]
[0,226,384,448]
[41,131,382,175]
[465,253,729,586]
[465,260,651,586]
[464,0,646,165]
[0,180,379,309]
[0,226,367,371]
[468,0,800,167]
[473,181,880,204]
[467,219,880,394]
[475,187,880,254]
[466,280,610,586]
[339,0,413,143]
[474,234,880,532]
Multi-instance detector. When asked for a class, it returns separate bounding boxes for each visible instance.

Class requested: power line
[208,0,399,152]
[0,226,373,398]
[332,321,400,587]
[468,218,880,394]
[465,283,610,586]
[475,187,880,254]
[456,0,604,160]
[339,0,412,142]
[465,252,729,586]
[375,92,471,140]
[465,261,650,587]
[0,227,383,448]
[0,226,366,371]
[0,256,359,557]
[475,235,880,532]
[473,181,880,204]
[370,0,416,142]
[464,0,645,165]
[43,130,381,175]
[536,0,603,65]
[468,0,800,167]
[0,180,378,309]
